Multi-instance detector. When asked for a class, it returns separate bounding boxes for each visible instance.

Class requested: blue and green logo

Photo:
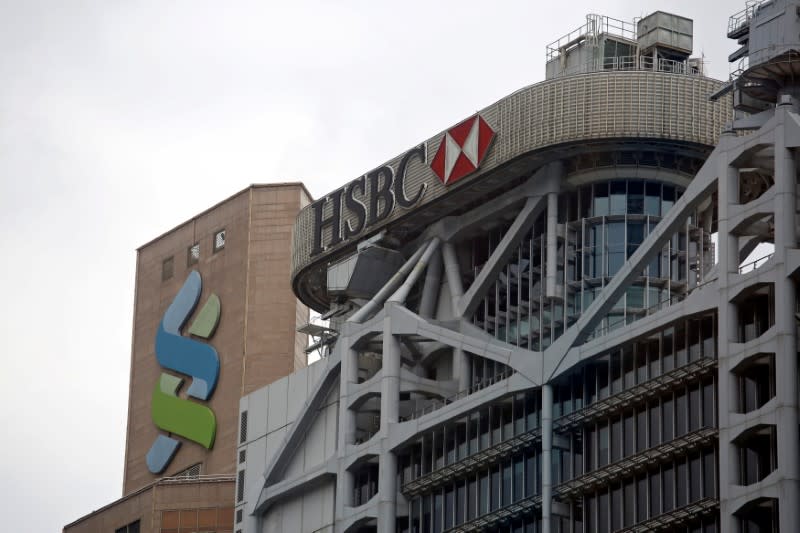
[146,271,221,474]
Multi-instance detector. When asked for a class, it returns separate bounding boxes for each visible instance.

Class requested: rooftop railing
[550,54,705,79]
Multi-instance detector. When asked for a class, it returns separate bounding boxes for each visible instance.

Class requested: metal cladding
[292,70,730,311]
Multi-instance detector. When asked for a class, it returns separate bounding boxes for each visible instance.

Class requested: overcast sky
[0,1,739,530]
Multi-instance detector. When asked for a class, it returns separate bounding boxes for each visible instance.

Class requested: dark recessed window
[115,520,140,533]
[187,243,200,266]
[214,229,226,252]
[240,411,248,443]
[237,470,245,502]
[162,256,174,281]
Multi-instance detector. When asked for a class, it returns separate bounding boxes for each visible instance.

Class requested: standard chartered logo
[146,271,221,474]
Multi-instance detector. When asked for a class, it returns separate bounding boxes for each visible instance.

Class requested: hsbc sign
[310,114,496,257]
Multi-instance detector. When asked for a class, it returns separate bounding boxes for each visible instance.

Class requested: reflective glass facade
[397,313,719,532]
[470,177,713,350]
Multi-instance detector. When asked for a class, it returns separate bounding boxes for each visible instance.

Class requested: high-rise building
[237,5,800,532]
[64,183,311,533]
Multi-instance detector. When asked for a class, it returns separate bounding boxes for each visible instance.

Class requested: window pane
[594,183,609,216]
[610,181,626,215]
[645,182,661,216]
[627,180,644,214]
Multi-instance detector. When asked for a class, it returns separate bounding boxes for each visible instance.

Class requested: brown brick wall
[121,184,310,495]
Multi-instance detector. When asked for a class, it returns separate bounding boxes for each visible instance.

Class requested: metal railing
[546,14,636,61]
[739,252,773,274]
[551,55,705,79]
[406,370,514,421]
[728,1,767,37]
[584,275,717,341]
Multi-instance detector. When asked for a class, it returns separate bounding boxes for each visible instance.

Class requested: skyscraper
[236,7,797,532]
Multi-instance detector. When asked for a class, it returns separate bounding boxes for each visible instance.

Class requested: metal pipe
[418,249,442,318]
[348,243,427,323]
[388,238,441,304]
[442,242,464,316]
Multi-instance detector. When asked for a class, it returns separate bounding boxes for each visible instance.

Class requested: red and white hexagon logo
[430,114,495,185]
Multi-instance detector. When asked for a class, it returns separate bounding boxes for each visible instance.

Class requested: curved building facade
[237,5,800,533]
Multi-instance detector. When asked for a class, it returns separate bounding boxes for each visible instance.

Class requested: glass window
[663,464,675,512]
[187,243,200,266]
[456,482,466,525]
[662,327,675,372]
[213,229,226,252]
[479,471,490,515]
[468,476,478,519]
[586,493,596,532]
[627,180,644,214]
[594,183,609,216]
[662,185,675,213]
[663,397,674,442]
[502,462,512,505]
[624,411,634,457]
[676,391,688,437]
[627,286,644,309]
[599,491,610,533]
[610,181,627,215]
[677,460,688,507]
[649,402,660,447]
[689,384,701,431]
[581,185,592,218]
[636,407,647,452]
[513,458,524,501]
[434,492,443,533]
[611,418,622,462]
[607,222,625,276]
[612,484,622,531]
[690,453,702,501]
[491,467,500,510]
[703,450,716,497]
[649,471,661,518]
[637,475,648,522]
[624,480,636,527]
[645,182,661,216]
[162,256,174,282]
[599,422,609,467]
[627,221,644,258]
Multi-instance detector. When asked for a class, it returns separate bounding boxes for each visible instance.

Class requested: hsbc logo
[308,114,497,257]
[430,114,495,185]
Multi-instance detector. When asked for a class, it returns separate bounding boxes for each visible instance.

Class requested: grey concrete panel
[287,369,310,426]
[267,377,289,433]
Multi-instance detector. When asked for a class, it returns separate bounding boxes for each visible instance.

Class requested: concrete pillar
[773,103,800,532]
[715,136,741,533]
[545,162,563,299]
[336,345,359,515]
[453,347,471,391]
[378,309,401,532]
[541,384,553,533]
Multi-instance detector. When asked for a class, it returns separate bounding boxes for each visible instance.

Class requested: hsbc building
[237,5,800,533]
